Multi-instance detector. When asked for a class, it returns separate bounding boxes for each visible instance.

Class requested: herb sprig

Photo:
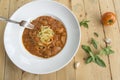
[80,20,89,28]
[82,37,114,67]
[100,46,114,55]
[80,19,114,67]
[82,45,106,67]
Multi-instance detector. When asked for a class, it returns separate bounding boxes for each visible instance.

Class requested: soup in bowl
[22,16,67,58]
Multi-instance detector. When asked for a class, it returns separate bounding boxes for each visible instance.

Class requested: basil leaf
[83,23,88,28]
[91,38,98,49]
[94,56,106,67]
[82,45,95,61]
[86,56,93,64]
[89,52,95,61]
[82,45,92,53]
[94,32,99,37]
[99,50,106,55]
[100,46,114,55]
[109,49,114,54]
[80,20,89,28]
[84,20,90,23]
[106,46,114,54]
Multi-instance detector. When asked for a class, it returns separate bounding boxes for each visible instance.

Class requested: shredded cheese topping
[37,25,54,45]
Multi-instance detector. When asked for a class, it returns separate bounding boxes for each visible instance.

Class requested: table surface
[0,0,120,80]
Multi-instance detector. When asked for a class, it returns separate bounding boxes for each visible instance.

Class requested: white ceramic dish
[4,0,81,74]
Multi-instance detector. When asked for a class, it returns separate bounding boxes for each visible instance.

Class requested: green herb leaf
[80,20,89,28]
[82,45,95,61]
[82,45,92,53]
[89,52,95,61]
[100,46,114,55]
[91,38,98,49]
[86,56,93,64]
[94,55,106,67]
[94,32,99,37]
[84,20,90,23]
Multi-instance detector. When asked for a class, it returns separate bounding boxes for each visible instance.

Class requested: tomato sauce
[22,16,67,58]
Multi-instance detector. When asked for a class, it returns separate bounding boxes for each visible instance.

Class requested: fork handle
[0,16,20,24]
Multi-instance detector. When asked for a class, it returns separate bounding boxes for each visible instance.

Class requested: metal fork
[0,16,34,29]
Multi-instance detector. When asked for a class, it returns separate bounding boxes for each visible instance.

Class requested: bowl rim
[4,0,81,74]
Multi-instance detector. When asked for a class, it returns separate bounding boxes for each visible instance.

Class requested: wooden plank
[55,0,70,8]
[56,68,66,80]
[113,0,120,28]
[4,1,24,80]
[21,72,39,80]
[71,0,85,21]
[81,0,111,79]
[56,60,75,80]
[4,0,37,80]
[65,60,75,80]
[71,0,111,80]
[0,0,10,80]
[8,0,31,16]
[55,0,76,80]
[4,57,22,80]
[71,1,88,80]
[39,72,56,80]
[99,0,120,80]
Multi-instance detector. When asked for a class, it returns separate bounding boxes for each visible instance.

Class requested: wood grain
[83,0,111,79]
[21,72,39,80]
[55,0,76,80]
[71,1,87,79]
[4,57,22,80]
[4,0,33,80]
[72,0,111,80]
[0,0,10,80]
[113,0,120,29]
[39,72,56,80]
[99,0,120,80]
[1,0,120,80]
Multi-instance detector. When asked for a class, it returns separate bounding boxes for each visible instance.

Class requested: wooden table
[0,0,120,80]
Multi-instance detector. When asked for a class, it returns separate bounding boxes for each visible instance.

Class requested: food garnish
[82,39,114,67]
[94,32,99,37]
[37,25,54,45]
[91,38,98,49]
[80,20,89,28]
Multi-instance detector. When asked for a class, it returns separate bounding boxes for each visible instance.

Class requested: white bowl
[4,0,81,74]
